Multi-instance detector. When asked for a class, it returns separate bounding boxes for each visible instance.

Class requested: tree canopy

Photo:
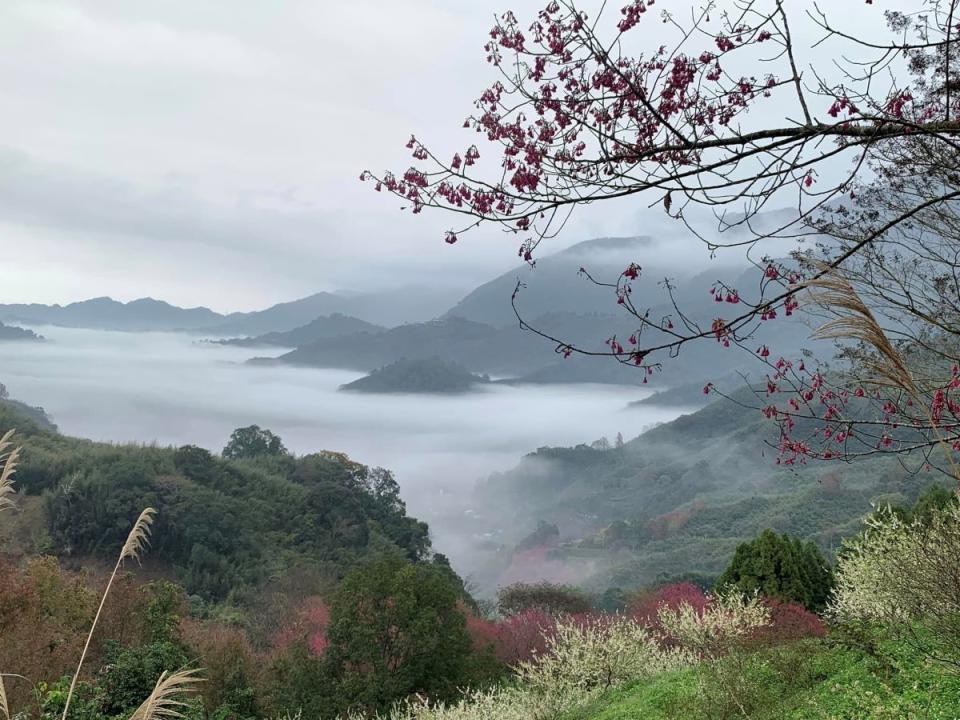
[323,553,475,714]
[222,425,288,460]
[717,529,834,612]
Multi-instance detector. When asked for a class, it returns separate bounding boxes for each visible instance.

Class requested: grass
[559,637,960,720]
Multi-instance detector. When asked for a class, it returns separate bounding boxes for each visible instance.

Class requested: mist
[0,326,687,581]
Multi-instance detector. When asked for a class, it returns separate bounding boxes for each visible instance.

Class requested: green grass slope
[562,638,960,720]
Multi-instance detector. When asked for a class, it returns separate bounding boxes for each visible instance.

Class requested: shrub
[180,620,261,718]
[830,501,960,666]
[516,615,693,697]
[657,591,771,659]
[465,609,555,667]
[270,595,331,657]
[761,599,826,642]
[339,614,694,720]
[496,581,592,617]
[631,582,709,628]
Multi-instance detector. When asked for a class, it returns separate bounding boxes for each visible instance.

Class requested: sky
[0,0,894,312]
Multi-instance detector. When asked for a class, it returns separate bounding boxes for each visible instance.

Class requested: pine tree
[717,530,833,612]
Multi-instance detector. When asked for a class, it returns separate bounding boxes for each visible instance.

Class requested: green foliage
[889,483,958,525]
[222,425,288,460]
[35,677,103,720]
[262,642,332,720]
[324,552,474,715]
[142,581,188,644]
[716,529,834,611]
[595,586,629,613]
[1,405,435,601]
[97,640,191,717]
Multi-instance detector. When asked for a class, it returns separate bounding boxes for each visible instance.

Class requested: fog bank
[0,327,686,577]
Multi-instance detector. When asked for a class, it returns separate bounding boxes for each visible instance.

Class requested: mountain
[340,357,490,394]
[443,236,658,328]
[256,317,530,374]
[0,286,464,336]
[202,287,465,336]
[256,234,825,390]
[0,322,43,341]
[211,313,386,347]
[444,388,939,594]
[201,292,362,337]
[254,315,616,376]
[0,297,223,331]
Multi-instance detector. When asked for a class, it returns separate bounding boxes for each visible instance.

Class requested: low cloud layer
[0,326,685,579]
[0,0,891,311]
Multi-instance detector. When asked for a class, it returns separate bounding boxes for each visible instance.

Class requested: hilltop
[340,357,490,394]
[0,321,42,341]
[0,396,442,602]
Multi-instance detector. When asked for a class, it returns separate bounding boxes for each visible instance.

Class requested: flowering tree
[829,501,960,668]
[366,0,960,472]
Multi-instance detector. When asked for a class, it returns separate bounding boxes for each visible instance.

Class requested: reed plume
[805,269,918,395]
[805,266,959,483]
[61,507,157,720]
[0,673,9,720]
[129,669,203,720]
[0,430,20,514]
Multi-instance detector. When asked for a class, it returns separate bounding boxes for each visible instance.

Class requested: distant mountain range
[0,297,221,332]
[1,230,827,388]
[0,286,461,334]
[248,235,825,388]
[211,313,386,348]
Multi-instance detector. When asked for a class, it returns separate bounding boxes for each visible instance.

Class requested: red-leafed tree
[366,0,960,476]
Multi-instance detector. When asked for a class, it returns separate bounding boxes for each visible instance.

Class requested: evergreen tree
[717,529,833,612]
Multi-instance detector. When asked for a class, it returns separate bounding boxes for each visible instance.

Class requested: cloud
[9,3,279,76]
[0,0,885,310]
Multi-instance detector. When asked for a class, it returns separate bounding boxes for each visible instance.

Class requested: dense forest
[0,401,440,604]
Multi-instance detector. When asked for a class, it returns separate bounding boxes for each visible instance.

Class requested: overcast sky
[0,1,892,311]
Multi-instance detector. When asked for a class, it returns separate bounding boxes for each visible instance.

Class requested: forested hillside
[460,388,946,593]
[0,399,439,603]
[340,357,490,394]
[0,321,42,341]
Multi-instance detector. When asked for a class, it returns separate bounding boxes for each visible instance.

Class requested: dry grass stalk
[61,507,157,720]
[805,269,918,395]
[805,266,959,483]
[129,669,203,720]
[0,674,9,720]
[0,430,20,514]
